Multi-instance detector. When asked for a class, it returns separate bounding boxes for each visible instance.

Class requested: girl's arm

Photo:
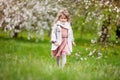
[71,29,76,46]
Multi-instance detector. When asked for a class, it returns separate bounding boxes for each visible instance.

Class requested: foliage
[0,0,120,40]
[0,30,120,80]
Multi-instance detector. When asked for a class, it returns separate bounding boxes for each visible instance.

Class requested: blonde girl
[51,8,75,68]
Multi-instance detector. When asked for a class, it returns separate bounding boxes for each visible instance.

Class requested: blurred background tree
[0,0,120,42]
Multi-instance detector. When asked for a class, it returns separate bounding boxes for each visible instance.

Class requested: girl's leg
[62,54,66,68]
[56,56,60,67]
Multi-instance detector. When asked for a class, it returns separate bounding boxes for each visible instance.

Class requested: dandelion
[75,53,80,57]
[84,57,87,60]
[98,52,102,57]
[80,58,83,61]
[101,48,104,51]
[85,48,89,51]
[96,52,102,59]
[91,39,97,44]
[88,51,93,56]
[93,49,97,53]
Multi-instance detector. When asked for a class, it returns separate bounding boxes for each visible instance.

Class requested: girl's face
[59,14,67,22]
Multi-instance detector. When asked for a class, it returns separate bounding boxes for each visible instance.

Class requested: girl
[51,8,75,68]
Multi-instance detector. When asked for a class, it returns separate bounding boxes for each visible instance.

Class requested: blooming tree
[0,0,62,39]
[0,0,120,42]
[61,0,120,43]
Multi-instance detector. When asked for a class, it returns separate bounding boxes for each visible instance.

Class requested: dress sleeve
[71,27,74,42]
[70,23,74,42]
[51,24,57,42]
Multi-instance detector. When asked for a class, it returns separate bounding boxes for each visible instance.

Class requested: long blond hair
[54,8,71,23]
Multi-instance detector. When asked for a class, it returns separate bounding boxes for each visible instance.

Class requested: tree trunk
[13,25,20,38]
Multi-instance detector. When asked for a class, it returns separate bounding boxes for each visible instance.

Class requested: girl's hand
[54,42,59,46]
[72,41,76,47]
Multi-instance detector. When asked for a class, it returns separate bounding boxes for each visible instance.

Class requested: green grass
[0,30,120,80]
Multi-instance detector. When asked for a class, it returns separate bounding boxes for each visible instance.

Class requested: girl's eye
[61,18,66,19]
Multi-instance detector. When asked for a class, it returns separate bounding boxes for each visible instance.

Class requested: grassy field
[0,30,120,80]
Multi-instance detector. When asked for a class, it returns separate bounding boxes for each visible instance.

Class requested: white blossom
[84,0,88,3]
[14,29,20,33]
[105,1,110,5]
[116,41,118,43]
[0,0,119,40]
[5,17,11,22]
[116,8,120,13]
[98,14,104,20]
